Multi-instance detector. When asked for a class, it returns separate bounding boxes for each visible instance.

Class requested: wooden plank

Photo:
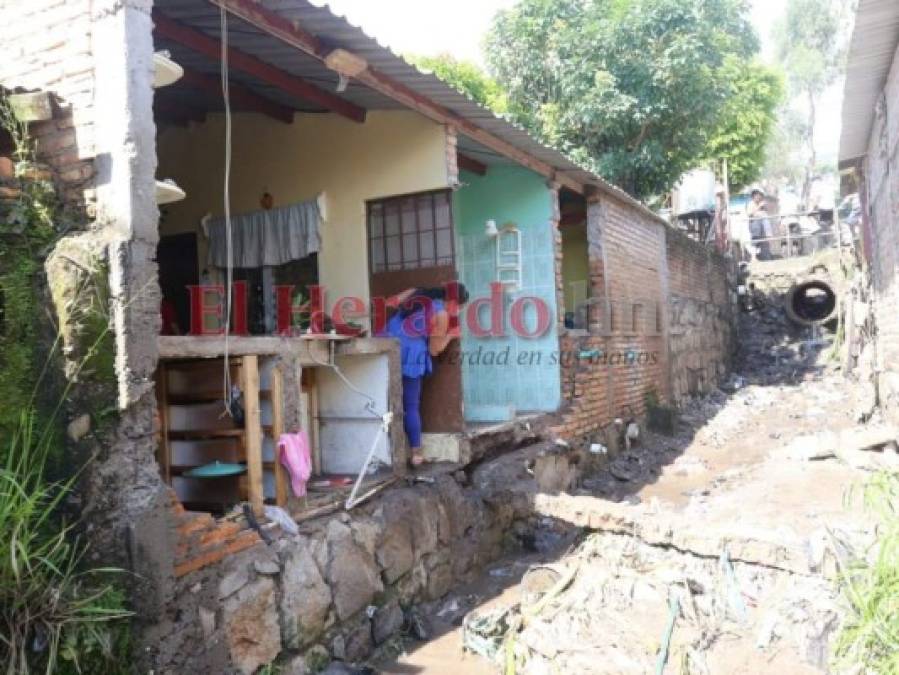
[207,0,584,193]
[305,369,322,475]
[240,355,265,516]
[178,67,295,124]
[156,363,172,484]
[270,365,289,507]
[153,11,366,124]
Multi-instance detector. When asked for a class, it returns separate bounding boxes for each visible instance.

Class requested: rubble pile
[736,288,836,385]
[463,530,844,674]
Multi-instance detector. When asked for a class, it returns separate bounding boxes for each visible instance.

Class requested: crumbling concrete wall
[153,475,530,673]
[860,42,899,425]
[0,0,171,663]
[666,228,735,405]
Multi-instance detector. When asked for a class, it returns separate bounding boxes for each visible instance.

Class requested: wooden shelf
[168,391,272,405]
[158,354,282,515]
[168,428,245,441]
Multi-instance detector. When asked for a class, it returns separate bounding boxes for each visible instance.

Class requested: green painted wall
[453,166,561,421]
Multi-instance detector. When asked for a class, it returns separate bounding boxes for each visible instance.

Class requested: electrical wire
[220,6,234,410]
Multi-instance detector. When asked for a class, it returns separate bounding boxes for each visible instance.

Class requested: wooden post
[156,363,172,484]
[271,365,289,506]
[241,355,265,516]
[308,369,322,475]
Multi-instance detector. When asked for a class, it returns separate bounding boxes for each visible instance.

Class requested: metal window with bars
[367,190,455,273]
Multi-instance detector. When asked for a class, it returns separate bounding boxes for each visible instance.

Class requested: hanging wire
[220,6,234,410]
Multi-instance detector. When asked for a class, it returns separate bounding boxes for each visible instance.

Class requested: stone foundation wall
[152,475,530,674]
[666,228,735,405]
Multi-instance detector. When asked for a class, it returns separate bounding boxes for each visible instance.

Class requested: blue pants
[402,376,423,448]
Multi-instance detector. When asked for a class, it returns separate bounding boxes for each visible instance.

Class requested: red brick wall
[0,0,97,212]
[551,194,733,441]
[552,196,669,439]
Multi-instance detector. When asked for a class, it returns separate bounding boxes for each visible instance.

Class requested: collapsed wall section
[0,0,171,651]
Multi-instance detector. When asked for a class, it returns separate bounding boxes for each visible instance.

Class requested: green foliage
[771,0,849,199]
[486,0,760,199]
[834,471,899,673]
[0,100,58,441]
[704,59,784,190]
[408,53,508,113]
[0,411,132,674]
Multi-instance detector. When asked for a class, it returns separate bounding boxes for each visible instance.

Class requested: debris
[462,606,514,661]
[654,594,680,675]
[264,505,299,535]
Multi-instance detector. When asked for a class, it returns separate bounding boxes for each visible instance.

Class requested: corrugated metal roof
[154,0,664,222]
[839,0,899,163]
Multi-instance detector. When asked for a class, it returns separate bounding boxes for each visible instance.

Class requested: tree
[407,53,508,113]
[773,0,847,202]
[705,58,784,191]
[486,0,760,199]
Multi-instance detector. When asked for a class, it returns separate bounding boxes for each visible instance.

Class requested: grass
[834,471,899,674]
[0,409,132,674]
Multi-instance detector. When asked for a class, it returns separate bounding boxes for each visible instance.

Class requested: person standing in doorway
[381,283,469,467]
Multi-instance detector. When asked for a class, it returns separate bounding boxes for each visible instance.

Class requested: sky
[311,0,842,164]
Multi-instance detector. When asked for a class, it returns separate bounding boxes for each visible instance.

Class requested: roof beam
[178,67,296,124]
[205,0,583,194]
[457,153,487,176]
[153,10,366,124]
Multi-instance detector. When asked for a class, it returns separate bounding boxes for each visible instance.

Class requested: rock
[282,653,308,675]
[780,432,838,461]
[223,577,281,675]
[375,507,415,584]
[350,517,382,558]
[280,540,332,648]
[67,414,91,442]
[426,562,453,600]
[372,599,405,645]
[219,563,251,600]
[254,558,280,576]
[327,520,384,621]
[341,619,373,662]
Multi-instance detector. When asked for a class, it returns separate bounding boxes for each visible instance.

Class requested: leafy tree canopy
[407,53,508,113]
[705,58,784,190]
[486,0,761,199]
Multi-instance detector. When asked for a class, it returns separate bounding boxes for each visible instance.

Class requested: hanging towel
[278,432,312,498]
[207,199,322,268]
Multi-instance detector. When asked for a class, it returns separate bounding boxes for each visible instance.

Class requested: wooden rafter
[205,0,584,194]
[178,67,295,124]
[153,10,366,124]
[458,153,488,176]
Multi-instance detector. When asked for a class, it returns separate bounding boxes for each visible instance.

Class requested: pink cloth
[278,432,312,497]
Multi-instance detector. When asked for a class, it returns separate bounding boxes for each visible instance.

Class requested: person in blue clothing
[382,283,469,466]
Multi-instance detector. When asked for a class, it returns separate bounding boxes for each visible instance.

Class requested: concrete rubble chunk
[280,540,332,649]
[327,519,384,621]
[223,577,281,675]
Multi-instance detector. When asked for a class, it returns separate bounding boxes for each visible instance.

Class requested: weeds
[834,471,899,673]
[0,410,131,674]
